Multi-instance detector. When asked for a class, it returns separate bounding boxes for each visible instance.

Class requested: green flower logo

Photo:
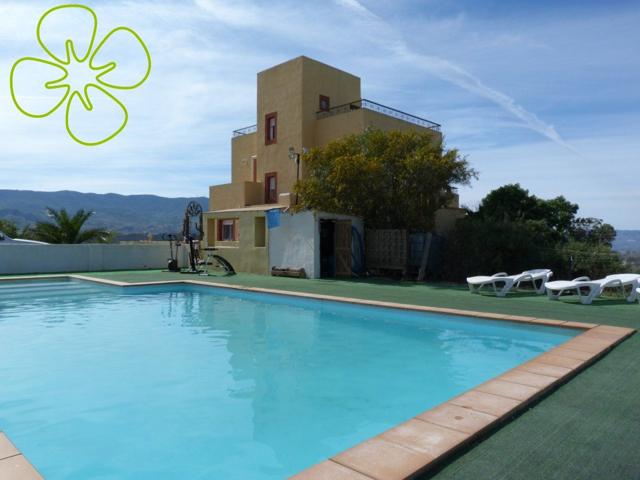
[9,4,151,146]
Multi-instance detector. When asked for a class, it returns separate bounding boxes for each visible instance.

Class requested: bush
[442,184,623,281]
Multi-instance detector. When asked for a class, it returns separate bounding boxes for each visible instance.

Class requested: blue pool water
[0,279,576,479]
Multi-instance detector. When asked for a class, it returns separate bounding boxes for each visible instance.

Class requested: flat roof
[206,204,287,214]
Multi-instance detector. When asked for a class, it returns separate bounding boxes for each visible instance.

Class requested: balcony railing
[232,124,257,137]
[316,98,440,131]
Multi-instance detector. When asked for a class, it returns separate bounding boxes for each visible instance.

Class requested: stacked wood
[271,267,307,278]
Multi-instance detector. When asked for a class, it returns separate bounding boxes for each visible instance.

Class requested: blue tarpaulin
[266,209,281,229]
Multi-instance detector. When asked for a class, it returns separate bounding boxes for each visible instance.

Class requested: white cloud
[0,0,638,228]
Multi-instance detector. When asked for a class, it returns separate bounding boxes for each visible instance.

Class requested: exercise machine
[181,201,204,274]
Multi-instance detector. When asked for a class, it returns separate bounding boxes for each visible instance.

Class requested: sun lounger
[545,274,640,305]
[466,269,553,297]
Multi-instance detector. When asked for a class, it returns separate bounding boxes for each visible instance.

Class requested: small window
[265,112,277,145]
[217,219,239,241]
[265,172,277,203]
[254,217,266,247]
[319,95,330,112]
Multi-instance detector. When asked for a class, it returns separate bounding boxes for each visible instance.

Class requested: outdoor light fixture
[289,146,304,205]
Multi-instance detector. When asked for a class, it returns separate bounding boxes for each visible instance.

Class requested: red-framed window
[319,95,330,112]
[265,112,277,145]
[265,172,278,204]
[216,219,239,241]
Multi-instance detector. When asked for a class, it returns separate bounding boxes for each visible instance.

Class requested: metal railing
[317,98,441,131]
[232,124,257,137]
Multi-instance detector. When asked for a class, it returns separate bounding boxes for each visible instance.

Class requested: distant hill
[613,230,640,253]
[0,190,208,239]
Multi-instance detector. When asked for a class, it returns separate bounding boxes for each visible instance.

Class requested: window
[217,219,239,242]
[265,172,278,203]
[265,112,277,145]
[319,95,330,112]
[254,217,266,247]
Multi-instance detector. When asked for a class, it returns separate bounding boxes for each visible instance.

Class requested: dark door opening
[320,219,352,278]
[320,220,336,278]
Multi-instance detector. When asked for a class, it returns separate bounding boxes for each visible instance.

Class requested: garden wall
[0,244,188,275]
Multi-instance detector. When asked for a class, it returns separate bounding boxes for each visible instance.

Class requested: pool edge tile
[0,454,44,480]
[0,433,20,461]
[288,460,375,479]
[332,436,435,480]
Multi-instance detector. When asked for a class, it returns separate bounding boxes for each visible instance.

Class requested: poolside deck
[2,270,638,479]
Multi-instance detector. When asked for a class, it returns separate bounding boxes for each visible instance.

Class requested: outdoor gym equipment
[181,201,204,274]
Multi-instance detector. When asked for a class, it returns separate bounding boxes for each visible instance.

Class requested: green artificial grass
[5,270,639,479]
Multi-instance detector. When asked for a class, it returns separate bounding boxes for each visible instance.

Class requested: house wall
[0,244,187,275]
[209,182,263,211]
[202,210,269,275]
[434,207,467,236]
[268,210,364,279]
[212,56,447,214]
[253,57,362,202]
[268,210,316,277]
[231,132,257,183]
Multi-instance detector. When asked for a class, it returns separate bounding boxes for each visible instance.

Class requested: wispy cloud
[0,0,638,227]
[333,0,579,154]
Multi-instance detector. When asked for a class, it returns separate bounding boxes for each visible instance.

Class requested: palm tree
[31,208,113,244]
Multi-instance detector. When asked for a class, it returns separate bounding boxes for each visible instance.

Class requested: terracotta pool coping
[0,274,635,480]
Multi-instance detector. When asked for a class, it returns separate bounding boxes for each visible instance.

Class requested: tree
[571,217,616,246]
[30,208,112,244]
[443,185,622,281]
[0,219,19,238]
[293,128,476,231]
[477,184,578,240]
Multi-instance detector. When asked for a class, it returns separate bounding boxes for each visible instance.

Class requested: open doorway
[320,219,352,278]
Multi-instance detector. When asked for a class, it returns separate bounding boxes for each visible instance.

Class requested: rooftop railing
[316,98,441,131]
[232,124,257,137]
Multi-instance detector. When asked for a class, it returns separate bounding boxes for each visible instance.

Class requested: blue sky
[0,0,638,228]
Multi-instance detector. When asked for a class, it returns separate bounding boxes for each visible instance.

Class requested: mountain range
[2,189,639,248]
[0,190,208,239]
[613,230,640,253]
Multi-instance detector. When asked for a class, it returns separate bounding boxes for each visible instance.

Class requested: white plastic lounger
[466,269,553,297]
[545,274,640,305]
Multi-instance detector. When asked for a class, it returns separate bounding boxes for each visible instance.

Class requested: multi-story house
[203,56,463,278]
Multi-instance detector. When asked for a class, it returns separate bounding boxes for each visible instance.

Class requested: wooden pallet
[271,267,307,279]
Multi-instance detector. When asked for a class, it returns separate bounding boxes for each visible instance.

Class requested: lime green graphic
[9,4,151,146]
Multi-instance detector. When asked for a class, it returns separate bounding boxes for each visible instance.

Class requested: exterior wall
[268,210,317,277]
[254,57,362,199]
[231,132,257,183]
[209,182,263,211]
[316,108,441,147]
[202,211,269,275]
[0,244,186,275]
[213,56,444,213]
[299,59,361,178]
[268,210,364,279]
[434,207,467,237]
[256,57,305,200]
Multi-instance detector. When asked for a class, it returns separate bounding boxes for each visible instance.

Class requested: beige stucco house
[204,56,463,278]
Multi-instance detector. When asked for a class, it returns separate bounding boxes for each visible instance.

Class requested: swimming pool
[0,278,578,479]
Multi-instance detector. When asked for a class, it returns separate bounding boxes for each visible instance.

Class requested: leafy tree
[443,185,622,281]
[30,208,112,244]
[293,128,476,231]
[477,184,578,240]
[477,184,543,222]
[0,219,19,238]
[571,217,616,246]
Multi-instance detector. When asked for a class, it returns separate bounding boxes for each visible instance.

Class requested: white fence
[0,244,188,275]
